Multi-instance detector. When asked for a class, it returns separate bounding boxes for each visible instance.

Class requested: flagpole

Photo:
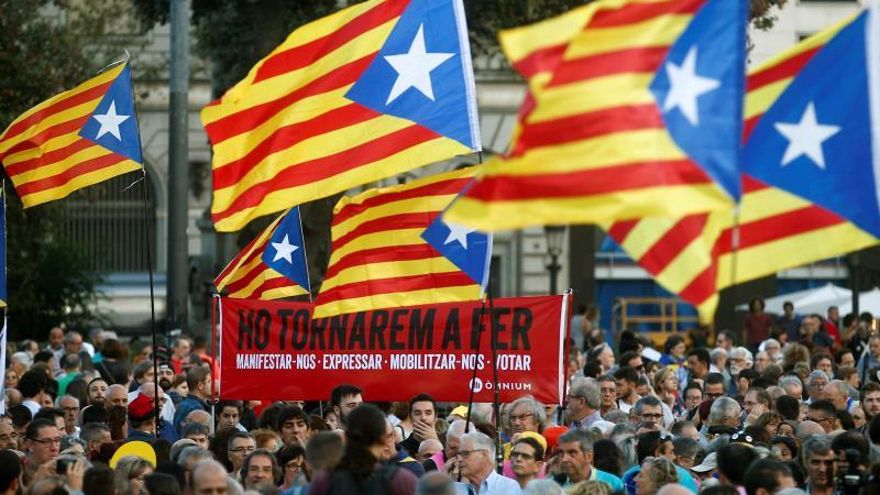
[123,53,161,432]
[462,295,489,480]
[296,208,313,303]
[485,284,504,474]
[0,182,6,415]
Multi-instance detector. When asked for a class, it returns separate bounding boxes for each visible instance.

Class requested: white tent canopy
[838,287,880,315]
[735,283,852,315]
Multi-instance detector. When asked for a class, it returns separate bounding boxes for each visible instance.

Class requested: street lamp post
[544,225,565,295]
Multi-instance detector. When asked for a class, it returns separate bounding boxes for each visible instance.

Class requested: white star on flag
[92,101,131,141]
[271,234,300,263]
[662,47,721,126]
[444,222,475,249]
[774,102,841,170]
[384,24,454,105]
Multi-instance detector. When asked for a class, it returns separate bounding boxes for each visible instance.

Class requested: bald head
[191,459,228,492]
[107,384,128,407]
[657,485,694,495]
[797,420,825,441]
[186,410,212,428]
[138,382,165,398]
[416,471,455,495]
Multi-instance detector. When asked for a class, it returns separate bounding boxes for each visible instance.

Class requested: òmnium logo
[469,378,483,393]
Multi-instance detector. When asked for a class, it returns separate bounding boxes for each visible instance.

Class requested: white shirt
[22,400,40,417]
[454,470,523,495]
[127,391,176,423]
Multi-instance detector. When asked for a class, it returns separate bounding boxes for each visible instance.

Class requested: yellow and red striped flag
[446,0,748,231]
[604,13,878,322]
[313,167,489,318]
[202,0,482,232]
[0,62,143,207]
[215,207,311,300]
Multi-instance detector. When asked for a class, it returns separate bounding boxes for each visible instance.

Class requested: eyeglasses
[30,437,61,445]
[285,461,303,471]
[510,451,537,461]
[228,446,256,454]
[566,395,585,403]
[458,449,486,458]
[805,416,831,424]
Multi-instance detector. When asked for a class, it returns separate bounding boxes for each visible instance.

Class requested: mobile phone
[56,458,68,475]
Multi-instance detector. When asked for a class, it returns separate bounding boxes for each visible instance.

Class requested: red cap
[128,393,156,422]
[542,425,569,451]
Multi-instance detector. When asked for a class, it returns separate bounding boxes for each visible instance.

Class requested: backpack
[327,465,400,495]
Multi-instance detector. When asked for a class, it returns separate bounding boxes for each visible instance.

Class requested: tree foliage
[0,0,117,338]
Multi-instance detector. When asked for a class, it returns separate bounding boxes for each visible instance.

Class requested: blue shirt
[622,464,698,495]
[172,394,208,433]
[554,468,624,491]
[454,470,522,495]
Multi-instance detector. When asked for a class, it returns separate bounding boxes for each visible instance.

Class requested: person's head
[275,444,305,486]
[25,418,60,464]
[63,331,84,355]
[743,458,796,495]
[802,435,835,489]
[304,431,344,476]
[598,375,617,410]
[329,384,363,426]
[687,348,711,379]
[831,430,870,475]
[417,439,444,463]
[822,380,849,411]
[0,449,22,494]
[717,442,760,486]
[214,401,242,431]
[683,383,703,409]
[567,378,601,422]
[56,395,80,432]
[717,330,736,349]
[860,382,880,419]
[729,347,754,376]
[81,421,112,456]
[87,377,109,405]
[276,406,310,447]
[33,407,65,433]
[185,365,212,400]
[851,404,867,429]
[131,360,156,386]
[507,396,546,434]
[182,423,211,449]
[806,371,829,401]
[145,472,182,495]
[190,459,228,495]
[619,351,644,372]
[636,457,678,495]
[173,338,192,360]
[870,335,880,359]
[557,428,597,483]
[445,420,472,460]
[754,352,771,374]
[670,420,700,441]
[672,437,701,470]
[805,400,837,434]
[704,373,726,402]
[0,420,18,451]
[743,388,771,416]
[226,432,256,472]
[613,367,638,400]
[18,369,50,403]
[510,435,545,481]
[458,431,496,480]
[407,393,437,428]
[107,384,128,407]
[632,396,664,431]
[708,397,741,427]
[593,344,616,371]
[114,456,154,495]
[242,448,278,489]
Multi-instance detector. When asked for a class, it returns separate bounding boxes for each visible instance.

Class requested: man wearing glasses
[24,418,61,478]
[566,379,602,430]
[510,436,545,489]
[454,431,521,494]
[227,431,257,480]
[805,400,838,434]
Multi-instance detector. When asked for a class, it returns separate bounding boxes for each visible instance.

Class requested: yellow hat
[109,441,157,469]
[517,431,548,453]
[449,406,469,419]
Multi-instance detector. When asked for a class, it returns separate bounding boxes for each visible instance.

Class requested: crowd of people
[2,299,880,495]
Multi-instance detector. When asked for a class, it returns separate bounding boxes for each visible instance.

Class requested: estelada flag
[604,13,878,322]
[314,167,491,319]
[202,0,482,232]
[215,207,311,300]
[0,62,143,207]
[446,0,747,231]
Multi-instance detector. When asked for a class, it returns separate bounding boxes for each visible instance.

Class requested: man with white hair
[706,397,741,439]
[823,380,851,411]
[780,375,804,400]
[806,371,830,403]
[454,431,521,494]
[728,347,754,395]
[135,382,178,442]
[425,419,472,472]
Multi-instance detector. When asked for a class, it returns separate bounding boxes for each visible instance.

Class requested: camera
[56,458,68,475]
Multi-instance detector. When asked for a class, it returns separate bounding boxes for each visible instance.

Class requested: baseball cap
[691,452,718,473]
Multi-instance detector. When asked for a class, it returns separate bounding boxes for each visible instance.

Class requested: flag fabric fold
[0,62,143,207]
[0,188,5,309]
[314,167,491,319]
[215,207,311,300]
[446,0,747,232]
[202,0,481,232]
[604,13,878,322]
